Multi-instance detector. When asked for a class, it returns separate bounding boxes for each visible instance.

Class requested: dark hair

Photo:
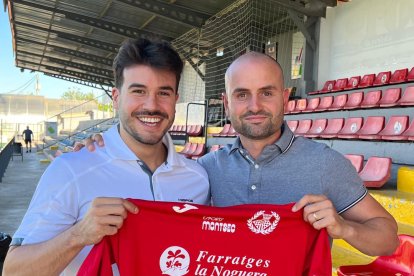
[112,38,183,91]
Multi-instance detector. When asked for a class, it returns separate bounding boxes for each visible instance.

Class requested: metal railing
[0,138,14,182]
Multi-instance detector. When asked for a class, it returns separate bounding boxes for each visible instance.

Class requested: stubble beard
[230,113,283,140]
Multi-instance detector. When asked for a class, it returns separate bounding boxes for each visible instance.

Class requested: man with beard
[3,38,209,276]
[198,52,398,256]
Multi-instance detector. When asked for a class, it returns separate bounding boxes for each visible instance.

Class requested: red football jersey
[78,199,331,276]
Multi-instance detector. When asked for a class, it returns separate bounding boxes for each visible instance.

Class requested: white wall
[318,0,414,87]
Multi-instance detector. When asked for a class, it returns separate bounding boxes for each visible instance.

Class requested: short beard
[230,111,281,140]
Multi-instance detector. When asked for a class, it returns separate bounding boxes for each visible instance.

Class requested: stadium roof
[3,0,339,93]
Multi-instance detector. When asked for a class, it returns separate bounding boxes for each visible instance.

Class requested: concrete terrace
[0,147,49,236]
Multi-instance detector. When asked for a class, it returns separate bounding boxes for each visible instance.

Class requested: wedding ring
[313,212,319,221]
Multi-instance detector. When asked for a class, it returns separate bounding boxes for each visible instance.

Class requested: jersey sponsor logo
[201,215,236,233]
[173,204,198,213]
[247,211,280,235]
[159,246,190,276]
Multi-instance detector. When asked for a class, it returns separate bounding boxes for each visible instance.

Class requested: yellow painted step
[50,145,59,150]
[39,159,51,164]
[398,167,414,194]
[207,126,223,136]
[370,190,414,225]
[174,145,185,152]
[331,243,373,270]
[189,137,205,144]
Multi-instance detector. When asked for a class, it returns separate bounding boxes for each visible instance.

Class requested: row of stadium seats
[212,124,238,137]
[169,125,203,137]
[344,155,392,188]
[309,67,414,95]
[287,116,414,140]
[285,86,414,114]
[178,143,206,159]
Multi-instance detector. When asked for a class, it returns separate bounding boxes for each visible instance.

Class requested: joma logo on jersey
[201,220,236,233]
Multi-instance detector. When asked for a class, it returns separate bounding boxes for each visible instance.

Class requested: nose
[248,94,262,112]
[143,93,159,111]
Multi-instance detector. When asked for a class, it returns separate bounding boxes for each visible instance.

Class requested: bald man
[198,52,399,256]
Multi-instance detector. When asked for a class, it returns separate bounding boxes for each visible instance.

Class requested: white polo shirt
[12,124,210,275]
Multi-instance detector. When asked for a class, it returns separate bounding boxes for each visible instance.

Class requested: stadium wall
[318,0,414,87]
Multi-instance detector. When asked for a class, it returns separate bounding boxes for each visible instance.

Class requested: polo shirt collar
[228,121,295,155]
[104,124,186,167]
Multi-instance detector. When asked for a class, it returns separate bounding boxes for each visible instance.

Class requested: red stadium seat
[315,96,333,111]
[379,116,409,140]
[360,90,382,108]
[345,76,360,90]
[401,119,414,141]
[359,156,392,188]
[397,86,414,106]
[213,124,231,137]
[179,142,192,155]
[319,118,344,138]
[304,119,327,138]
[378,88,402,107]
[408,67,414,81]
[389,68,408,84]
[328,94,348,111]
[285,100,296,114]
[192,125,203,136]
[337,234,414,276]
[286,120,299,133]
[294,119,312,136]
[358,74,375,88]
[373,71,391,86]
[320,80,336,93]
[343,91,364,110]
[291,99,307,113]
[227,125,238,137]
[184,143,198,158]
[209,144,221,152]
[189,143,206,159]
[337,117,363,139]
[302,97,320,113]
[186,125,195,135]
[344,154,364,173]
[356,116,385,140]
[332,78,348,91]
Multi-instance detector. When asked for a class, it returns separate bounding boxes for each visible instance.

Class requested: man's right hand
[73,133,105,152]
[71,197,138,246]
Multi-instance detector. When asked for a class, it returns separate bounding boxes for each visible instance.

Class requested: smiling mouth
[137,116,162,126]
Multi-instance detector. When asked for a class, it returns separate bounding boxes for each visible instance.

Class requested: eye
[159,90,173,97]
[132,89,145,95]
[236,92,247,100]
[262,91,272,97]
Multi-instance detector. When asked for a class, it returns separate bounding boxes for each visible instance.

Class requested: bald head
[225,52,284,94]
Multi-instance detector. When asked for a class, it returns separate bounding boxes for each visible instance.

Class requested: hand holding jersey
[72,198,138,247]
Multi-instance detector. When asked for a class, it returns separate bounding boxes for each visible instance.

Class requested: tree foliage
[61,87,96,101]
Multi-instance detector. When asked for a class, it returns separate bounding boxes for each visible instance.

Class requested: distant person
[22,126,33,153]
[3,38,210,275]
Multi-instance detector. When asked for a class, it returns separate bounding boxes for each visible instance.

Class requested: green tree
[61,87,96,101]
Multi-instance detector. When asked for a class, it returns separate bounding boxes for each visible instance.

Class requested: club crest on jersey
[247,211,280,235]
[159,246,190,276]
